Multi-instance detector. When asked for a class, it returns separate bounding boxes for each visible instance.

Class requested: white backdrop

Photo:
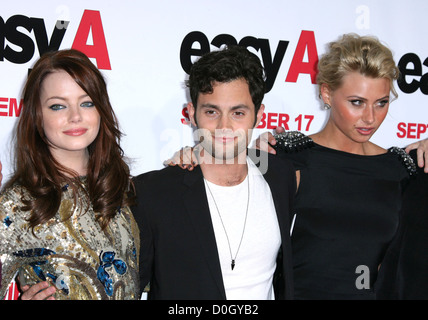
[1,0,428,181]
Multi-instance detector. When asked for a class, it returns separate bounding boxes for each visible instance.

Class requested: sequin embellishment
[274,131,314,152]
[3,216,12,228]
[13,248,56,258]
[0,180,140,300]
[389,147,417,176]
[97,251,127,296]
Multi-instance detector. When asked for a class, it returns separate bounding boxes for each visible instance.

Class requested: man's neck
[200,154,248,186]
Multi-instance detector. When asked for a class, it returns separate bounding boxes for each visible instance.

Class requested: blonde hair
[317,33,399,99]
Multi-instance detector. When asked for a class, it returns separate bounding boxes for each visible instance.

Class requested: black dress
[274,131,416,299]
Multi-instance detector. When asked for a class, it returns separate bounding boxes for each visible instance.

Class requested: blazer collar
[182,166,227,299]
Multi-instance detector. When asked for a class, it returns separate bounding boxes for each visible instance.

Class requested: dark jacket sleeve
[131,173,154,294]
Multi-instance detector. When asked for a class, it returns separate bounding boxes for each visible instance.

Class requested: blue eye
[49,104,65,111]
[81,101,94,108]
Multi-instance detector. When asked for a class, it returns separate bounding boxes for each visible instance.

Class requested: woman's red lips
[356,127,374,135]
[63,128,88,136]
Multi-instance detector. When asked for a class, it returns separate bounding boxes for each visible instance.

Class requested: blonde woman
[268,34,416,299]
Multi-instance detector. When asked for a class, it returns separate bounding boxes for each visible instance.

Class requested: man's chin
[202,149,247,165]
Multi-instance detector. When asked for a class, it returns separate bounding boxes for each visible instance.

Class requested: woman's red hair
[6,49,133,230]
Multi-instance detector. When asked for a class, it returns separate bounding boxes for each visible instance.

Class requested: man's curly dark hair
[186,45,266,119]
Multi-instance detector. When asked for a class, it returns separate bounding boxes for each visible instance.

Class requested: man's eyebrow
[199,104,250,110]
[230,104,251,110]
[199,103,220,109]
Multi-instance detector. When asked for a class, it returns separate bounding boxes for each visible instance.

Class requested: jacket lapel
[182,167,227,299]
[264,165,288,236]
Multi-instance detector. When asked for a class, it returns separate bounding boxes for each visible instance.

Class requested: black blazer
[132,152,296,300]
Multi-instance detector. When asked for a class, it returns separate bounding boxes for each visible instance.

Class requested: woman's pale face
[40,70,101,162]
[323,71,391,144]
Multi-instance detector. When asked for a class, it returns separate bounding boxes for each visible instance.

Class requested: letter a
[355,265,370,290]
[72,10,111,70]
[285,30,318,84]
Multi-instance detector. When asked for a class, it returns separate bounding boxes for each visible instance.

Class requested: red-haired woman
[0,49,139,300]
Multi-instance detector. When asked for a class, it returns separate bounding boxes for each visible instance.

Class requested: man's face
[187,78,264,163]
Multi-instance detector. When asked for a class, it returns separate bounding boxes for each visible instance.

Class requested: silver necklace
[205,176,250,271]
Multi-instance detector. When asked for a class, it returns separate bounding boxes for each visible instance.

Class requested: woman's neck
[311,125,385,156]
[50,148,89,176]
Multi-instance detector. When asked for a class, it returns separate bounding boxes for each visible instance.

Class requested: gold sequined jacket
[0,180,140,300]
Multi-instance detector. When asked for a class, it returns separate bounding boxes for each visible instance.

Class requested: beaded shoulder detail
[273,131,314,153]
[388,147,417,176]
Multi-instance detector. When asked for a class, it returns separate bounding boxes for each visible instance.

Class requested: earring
[323,103,331,110]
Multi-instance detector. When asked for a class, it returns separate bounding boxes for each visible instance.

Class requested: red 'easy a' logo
[0,9,111,70]
[72,10,111,70]
[285,30,318,84]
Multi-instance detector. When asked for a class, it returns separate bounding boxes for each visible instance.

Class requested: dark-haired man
[133,46,296,299]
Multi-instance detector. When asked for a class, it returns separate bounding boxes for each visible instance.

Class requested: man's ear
[187,102,197,127]
[255,104,265,128]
